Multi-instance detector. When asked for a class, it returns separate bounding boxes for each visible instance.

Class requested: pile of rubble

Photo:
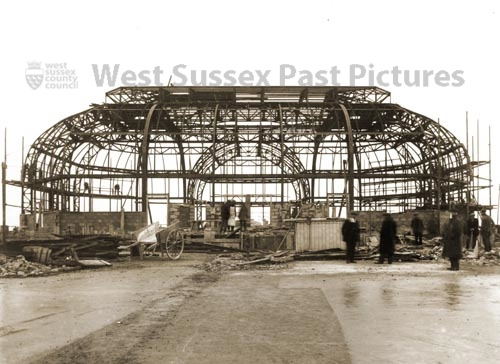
[394,237,500,265]
[394,245,444,261]
[0,254,76,278]
[4,235,124,261]
[463,249,500,266]
[200,252,293,272]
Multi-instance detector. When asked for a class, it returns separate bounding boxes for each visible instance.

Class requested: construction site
[1,86,494,249]
[1,86,500,364]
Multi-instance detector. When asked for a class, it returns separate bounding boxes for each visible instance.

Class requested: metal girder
[21,86,476,214]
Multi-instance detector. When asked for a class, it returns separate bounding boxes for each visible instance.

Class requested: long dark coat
[221,202,230,220]
[342,218,360,244]
[238,204,249,221]
[379,216,397,254]
[411,216,424,234]
[443,216,463,259]
[480,213,494,237]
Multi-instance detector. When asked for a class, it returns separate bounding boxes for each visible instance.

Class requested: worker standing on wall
[238,203,249,232]
[227,200,236,232]
[220,201,230,233]
[342,211,360,264]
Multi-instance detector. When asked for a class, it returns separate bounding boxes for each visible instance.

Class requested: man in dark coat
[465,212,479,251]
[378,213,397,264]
[238,203,249,232]
[342,211,360,263]
[480,209,494,252]
[411,213,424,245]
[443,210,463,270]
[220,201,230,233]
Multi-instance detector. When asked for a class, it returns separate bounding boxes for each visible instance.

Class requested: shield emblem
[25,62,44,90]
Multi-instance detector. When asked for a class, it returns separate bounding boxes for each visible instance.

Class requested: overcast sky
[0,0,498,226]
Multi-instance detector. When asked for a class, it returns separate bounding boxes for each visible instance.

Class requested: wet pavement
[1,257,500,364]
[278,261,500,364]
[0,255,206,364]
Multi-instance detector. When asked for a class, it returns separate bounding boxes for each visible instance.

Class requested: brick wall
[21,211,147,235]
[269,202,329,227]
[355,210,451,237]
[168,203,194,228]
[20,214,36,230]
[270,203,285,227]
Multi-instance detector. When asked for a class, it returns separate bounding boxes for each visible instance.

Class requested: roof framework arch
[186,142,310,203]
[22,86,474,215]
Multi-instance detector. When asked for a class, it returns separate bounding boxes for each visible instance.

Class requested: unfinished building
[18,86,478,249]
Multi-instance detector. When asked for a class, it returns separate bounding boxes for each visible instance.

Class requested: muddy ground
[1,254,499,364]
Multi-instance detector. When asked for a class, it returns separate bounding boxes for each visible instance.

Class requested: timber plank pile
[3,235,126,262]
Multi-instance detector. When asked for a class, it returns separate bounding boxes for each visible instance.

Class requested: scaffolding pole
[2,128,7,243]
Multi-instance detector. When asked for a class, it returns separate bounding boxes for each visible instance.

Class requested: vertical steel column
[278,104,285,205]
[140,103,159,212]
[466,111,469,215]
[2,129,7,242]
[339,104,354,213]
[211,105,218,203]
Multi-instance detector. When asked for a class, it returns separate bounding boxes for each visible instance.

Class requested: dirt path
[27,270,350,364]
[0,254,208,364]
[4,257,500,364]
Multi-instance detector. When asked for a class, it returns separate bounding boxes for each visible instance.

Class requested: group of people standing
[443,209,495,270]
[444,209,495,270]
[342,212,398,264]
[220,200,249,233]
[465,209,494,252]
[342,209,496,271]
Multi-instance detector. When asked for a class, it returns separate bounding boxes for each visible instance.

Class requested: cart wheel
[165,229,184,260]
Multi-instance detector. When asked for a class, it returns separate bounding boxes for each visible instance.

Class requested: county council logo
[25,61,44,90]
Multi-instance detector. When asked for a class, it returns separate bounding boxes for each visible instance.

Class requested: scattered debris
[463,249,500,266]
[22,245,52,264]
[4,235,125,261]
[0,254,77,278]
[200,251,293,272]
[75,259,112,268]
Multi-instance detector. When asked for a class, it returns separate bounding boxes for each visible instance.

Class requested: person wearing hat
[220,200,230,233]
[342,211,360,263]
[480,209,494,252]
[465,211,479,251]
[411,213,424,245]
[443,210,463,270]
[238,203,249,232]
[377,212,397,264]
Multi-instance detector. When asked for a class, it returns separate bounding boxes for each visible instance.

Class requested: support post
[140,103,159,212]
[278,104,285,206]
[2,162,6,243]
[2,128,7,243]
[339,104,354,213]
[212,105,218,204]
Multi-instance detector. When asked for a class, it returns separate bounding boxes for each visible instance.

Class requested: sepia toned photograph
[1,1,499,363]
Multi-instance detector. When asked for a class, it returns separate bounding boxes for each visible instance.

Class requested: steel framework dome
[21,86,473,216]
